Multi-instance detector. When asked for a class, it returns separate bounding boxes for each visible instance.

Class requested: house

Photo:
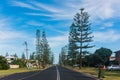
[5,55,19,68]
[109,51,120,65]
[114,50,120,65]
[109,56,116,61]
[5,55,17,64]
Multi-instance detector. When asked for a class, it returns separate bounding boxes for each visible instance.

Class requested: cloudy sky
[0,0,120,63]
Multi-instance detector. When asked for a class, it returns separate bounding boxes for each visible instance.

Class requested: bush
[0,56,9,70]
[11,59,26,68]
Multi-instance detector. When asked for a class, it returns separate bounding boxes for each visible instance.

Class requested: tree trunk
[79,48,82,69]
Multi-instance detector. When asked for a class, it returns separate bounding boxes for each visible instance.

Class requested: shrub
[0,56,9,70]
[11,59,26,68]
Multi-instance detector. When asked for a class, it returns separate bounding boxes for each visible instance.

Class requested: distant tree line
[59,47,112,67]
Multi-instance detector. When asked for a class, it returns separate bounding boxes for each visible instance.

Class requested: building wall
[115,50,120,65]
[10,65,19,68]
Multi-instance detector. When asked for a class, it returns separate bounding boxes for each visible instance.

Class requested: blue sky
[0,0,120,63]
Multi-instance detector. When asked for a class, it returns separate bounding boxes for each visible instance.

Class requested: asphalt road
[0,66,96,80]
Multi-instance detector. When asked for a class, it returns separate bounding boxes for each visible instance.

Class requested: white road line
[18,71,41,80]
[56,66,60,80]
[18,67,49,80]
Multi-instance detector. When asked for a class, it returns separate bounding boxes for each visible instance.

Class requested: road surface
[0,66,96,80]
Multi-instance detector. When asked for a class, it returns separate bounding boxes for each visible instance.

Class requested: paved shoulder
[0,66,57,80]
[58,66,96,80]
[0,70,40,80]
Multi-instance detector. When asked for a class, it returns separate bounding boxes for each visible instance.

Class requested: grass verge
[66,66,120,80]
[0,68,40,77]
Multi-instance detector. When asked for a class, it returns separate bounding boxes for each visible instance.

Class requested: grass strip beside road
[104,70,120,80]
[66,66,120,80]
[0,68,40,77]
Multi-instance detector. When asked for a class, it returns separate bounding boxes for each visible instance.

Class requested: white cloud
[11,1,40,10]
[25,13,53,17]
[104,22,113,27]
[84,0,114,19]
[0,16,32,56]
[30,1,63,13]
[47,34,68,64]
[0,29,30,56]
[0,17,27,40]
[26,20,44,27]
[25,12,73,20]
[100,22,113,29]
[10,0,120,21]
[93,30,120,42]
[65,0,118,20]
[0,17,11,28]
[0,30,26,40]
[48,33,68,48]
[0,30,28,56]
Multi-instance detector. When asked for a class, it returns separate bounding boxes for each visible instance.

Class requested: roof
[114,50,120,54]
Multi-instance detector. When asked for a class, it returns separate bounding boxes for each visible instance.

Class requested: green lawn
[66,66,120,80]
[0,68,40,77]
[104,70,120,80]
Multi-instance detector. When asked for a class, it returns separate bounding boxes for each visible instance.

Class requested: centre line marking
[56,66,60,80]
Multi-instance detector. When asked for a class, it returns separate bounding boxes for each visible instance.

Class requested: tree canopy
[94,47,112,66]
[0,56,9,70]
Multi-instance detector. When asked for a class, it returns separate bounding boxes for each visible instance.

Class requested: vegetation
[42,31,51,67]
[68,67,120,80]
[59,45,68,66]
[68,8,94,68]
[59,45,112,67]
[50,53,54,64]
[35,29,54,68]
[94,47,112,66]
[11,58,26,68]
[13,53,18,58]
[83,47,112,67]
[5,52,9,57]
[59,8,94,68]
[0,56,9,70]
[29,52,35,60]
[21,53,26,60]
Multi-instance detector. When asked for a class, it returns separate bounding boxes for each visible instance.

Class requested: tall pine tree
[68,23,79,66]
[69,8,94,69]
[36,29,43,68]
[21,53,25,59]
[36,29,54,68]
[59,45,69,66]
[42,31,50,67]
